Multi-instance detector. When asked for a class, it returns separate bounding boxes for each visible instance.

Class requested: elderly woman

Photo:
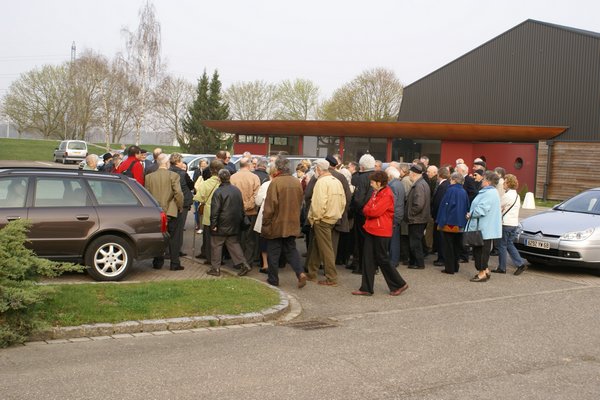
[436,172,470,274]
[466,170,502,282]
[352,171,409,296]
[493,174,527,275]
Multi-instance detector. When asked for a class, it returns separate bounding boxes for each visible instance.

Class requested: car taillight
[160,211,168,233]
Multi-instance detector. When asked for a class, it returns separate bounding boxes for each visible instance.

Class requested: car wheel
[85,235,133,281]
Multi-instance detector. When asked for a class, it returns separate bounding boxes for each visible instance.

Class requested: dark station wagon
[0,167,168,281]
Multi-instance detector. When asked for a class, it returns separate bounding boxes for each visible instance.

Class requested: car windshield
[555,190,600,215]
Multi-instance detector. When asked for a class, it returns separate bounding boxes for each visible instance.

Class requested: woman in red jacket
[352,171,409,296]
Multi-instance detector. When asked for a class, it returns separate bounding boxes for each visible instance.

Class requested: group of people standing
[93,146,528,294]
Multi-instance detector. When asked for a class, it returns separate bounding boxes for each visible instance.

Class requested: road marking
[35,161,54,166]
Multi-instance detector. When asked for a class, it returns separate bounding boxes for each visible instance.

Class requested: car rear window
[0,177,28,208]
[68,142,87,150]
[87,179,140,206]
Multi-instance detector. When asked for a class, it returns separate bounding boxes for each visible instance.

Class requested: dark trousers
[360,233,407,294]
[433,223,444,261]
[442,232,463,273]
[336,229,353,265]
[153,215,180,267]
[408,223,427,267]
[174,206,189,257]
[472,239,493,271]
[241,214,259,265]
[267,237,303,286]
[202,225,211,261]
[353,214,368,273]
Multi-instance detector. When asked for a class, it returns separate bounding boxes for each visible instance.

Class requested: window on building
[238,135,265,144]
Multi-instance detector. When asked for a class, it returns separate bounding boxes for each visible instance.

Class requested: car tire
[85,235,133,281]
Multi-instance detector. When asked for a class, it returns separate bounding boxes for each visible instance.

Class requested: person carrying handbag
[465,171,502,282]
[492,174,527,275]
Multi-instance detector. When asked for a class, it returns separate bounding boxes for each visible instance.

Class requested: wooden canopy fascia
[201,120,567,142]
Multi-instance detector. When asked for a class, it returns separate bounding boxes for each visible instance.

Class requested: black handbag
[462,218,484,247]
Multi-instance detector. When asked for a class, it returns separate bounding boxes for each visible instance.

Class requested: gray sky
[1,0,599,99]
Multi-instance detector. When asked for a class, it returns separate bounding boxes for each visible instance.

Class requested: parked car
[515,188,600,270]
[185,154,216,179]
[0,167,168,281]
[53,140,88,164]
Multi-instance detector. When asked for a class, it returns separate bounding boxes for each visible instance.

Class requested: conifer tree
[181,70,229,153]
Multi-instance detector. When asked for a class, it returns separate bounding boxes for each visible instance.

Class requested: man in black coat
[457,163,478,204]
[431,167,451,266]
[252,157,270,184]
[169,153,194,260]
[348,154,375,274]
[208,169,251,276]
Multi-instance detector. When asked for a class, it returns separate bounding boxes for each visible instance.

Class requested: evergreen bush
[0,220,82,347]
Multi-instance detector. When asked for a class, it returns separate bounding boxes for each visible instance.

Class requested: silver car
[515,188,600,269]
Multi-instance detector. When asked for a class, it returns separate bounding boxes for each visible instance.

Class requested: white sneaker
[196,229,203,234]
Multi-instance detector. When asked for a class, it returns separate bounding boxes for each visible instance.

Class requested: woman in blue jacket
[465,170,502,282]
[436,172,470,274]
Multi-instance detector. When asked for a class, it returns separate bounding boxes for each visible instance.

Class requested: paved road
[3,245,600,399]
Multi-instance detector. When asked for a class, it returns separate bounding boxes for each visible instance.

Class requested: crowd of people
[84,146,528,294]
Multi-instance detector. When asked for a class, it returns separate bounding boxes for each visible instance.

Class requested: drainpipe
[543,140,554,201]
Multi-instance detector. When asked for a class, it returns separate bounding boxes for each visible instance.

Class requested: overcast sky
[2,0,599,100]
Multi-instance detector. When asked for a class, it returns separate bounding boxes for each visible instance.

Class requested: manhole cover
[282,319,338,330]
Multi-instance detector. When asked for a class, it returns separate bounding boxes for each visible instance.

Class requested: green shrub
[0,220,82,347]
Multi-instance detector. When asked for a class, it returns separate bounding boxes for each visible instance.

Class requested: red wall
[441,141,538,193]
[233,142,268,156]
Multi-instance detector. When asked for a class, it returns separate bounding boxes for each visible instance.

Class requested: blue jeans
[498,225,524,271]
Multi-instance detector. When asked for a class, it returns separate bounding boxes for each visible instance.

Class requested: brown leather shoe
[297,273,307,289]
[351,290,372,296]
[390,284,409,296]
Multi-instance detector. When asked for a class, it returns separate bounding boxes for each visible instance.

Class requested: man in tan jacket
[145,153,184,270]
[230,157,261,267]
[306,159,346,286]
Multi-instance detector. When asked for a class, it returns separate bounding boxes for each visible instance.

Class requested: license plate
[526,239,550,249]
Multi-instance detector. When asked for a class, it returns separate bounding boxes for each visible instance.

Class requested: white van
[53,140,88,164]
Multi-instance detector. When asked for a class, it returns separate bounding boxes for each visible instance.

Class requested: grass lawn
[535,198,561,208]
[35,278,279,327]
[0,138,182,162]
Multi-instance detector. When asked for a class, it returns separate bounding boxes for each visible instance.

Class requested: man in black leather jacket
[208,169,251,276]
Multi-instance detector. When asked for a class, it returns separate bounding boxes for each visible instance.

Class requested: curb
[25,281,294,344]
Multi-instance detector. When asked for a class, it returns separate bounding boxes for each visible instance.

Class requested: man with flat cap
[405,163,431,269]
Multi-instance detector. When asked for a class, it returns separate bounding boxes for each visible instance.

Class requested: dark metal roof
[202,120,566,142]
[398,19,600,142]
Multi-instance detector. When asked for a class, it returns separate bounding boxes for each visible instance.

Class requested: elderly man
[306,159,346,287]
[386,166,405,268]
[145,154,184,270]
[348,153,376,274]
[231,156,261,267]
[253,157,270,184]
[405,163,431,269]
[261,156,308,288]
[145,147,162,175]
[399,162,413,264]
[169,153,194,258]
[456,163,478,203]
[83,154,99,171]
[424,165,439,255]
[207,169,252,276]
[431,167,451,266]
